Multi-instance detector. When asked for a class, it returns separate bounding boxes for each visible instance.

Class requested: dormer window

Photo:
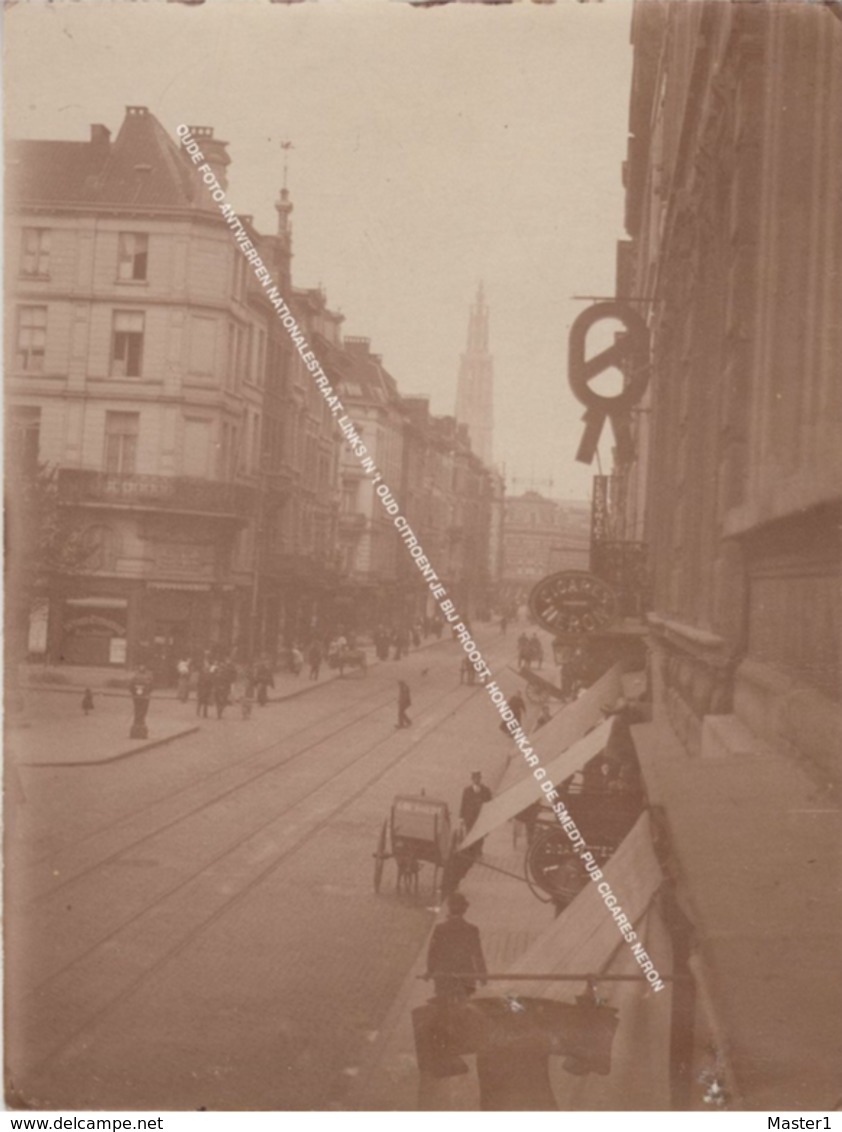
[117,232,148,282]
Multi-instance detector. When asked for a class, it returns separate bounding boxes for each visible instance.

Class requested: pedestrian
[176,657,191,702]
[424,892,487,1001]
[396,680,412,728]
[128,665,153,739]
[602,695,645,792]
[241,673,255,720]
[393,628,409,660]
[307,639,323,681]
[460,771,492,833]
[460,657,476,686]
[255,660,273,705]
[213,665,232,720]
[81,687,94,716]
[196,665,213,718]
[501,691,526,732]
[517,632,531,671]
[509,691,526,724]
[290,644,303,676]
[529,633,544,669]
[500,614,508,634]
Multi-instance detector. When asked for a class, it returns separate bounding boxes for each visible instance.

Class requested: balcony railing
[58,468,255,518]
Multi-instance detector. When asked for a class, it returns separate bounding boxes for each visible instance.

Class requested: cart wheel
[373,819,388,894]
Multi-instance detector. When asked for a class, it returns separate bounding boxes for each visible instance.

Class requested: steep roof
[7,106,198,210]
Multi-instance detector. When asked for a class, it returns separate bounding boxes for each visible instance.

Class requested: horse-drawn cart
[327,646,367,677]
[373,794,454,897]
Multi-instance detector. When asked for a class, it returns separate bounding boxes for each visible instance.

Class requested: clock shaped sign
[528,570,618,636]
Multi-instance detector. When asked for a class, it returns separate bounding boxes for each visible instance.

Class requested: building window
[188,315,217,376]
[104,411,139,474]
[117,233,148,282]
[15,306,47,372]
[342,480,358,514]
[111,311,144,377]
[10,406,41,468]
[21,228,50,277]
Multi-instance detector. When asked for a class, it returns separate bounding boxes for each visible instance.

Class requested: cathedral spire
[455,284,494,467]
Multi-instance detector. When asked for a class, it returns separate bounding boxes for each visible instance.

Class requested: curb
[19,724,201,769]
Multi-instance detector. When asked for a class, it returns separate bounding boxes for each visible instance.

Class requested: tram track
[18,678,483,1075]
[22,679,400,903]
[21,678,482,1001]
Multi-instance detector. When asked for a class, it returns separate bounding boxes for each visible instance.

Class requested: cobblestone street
[6,630,519,1110]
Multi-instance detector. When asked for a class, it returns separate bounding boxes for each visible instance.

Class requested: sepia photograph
[3,0,841,1121]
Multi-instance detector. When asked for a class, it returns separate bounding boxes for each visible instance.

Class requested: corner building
[5,107,339,675]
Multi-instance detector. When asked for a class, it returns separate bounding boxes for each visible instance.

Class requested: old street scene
[4,0,841,1115]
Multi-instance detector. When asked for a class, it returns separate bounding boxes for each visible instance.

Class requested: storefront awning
[521,663,623,761]
[147,582,212,592]
[460,717,612,850]
[65,597,128,609]
[499,812,664,1001]
[460,664,623,851]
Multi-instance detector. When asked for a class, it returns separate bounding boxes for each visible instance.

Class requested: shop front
[58,595,129,667]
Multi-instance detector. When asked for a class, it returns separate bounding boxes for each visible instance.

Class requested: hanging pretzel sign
[567,302,650,465]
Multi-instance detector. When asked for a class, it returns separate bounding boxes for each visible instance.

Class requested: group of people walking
[517,632,544,671]
[373,617,444,662]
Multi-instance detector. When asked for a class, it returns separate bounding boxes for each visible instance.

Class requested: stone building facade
[6,105,501,673]
[618,2,841,778]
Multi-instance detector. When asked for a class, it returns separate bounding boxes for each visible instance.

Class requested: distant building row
[5,106,504,676]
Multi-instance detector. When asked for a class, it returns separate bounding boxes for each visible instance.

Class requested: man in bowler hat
[425,891,487,1000]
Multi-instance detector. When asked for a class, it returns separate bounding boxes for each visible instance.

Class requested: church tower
[455,283,494,467]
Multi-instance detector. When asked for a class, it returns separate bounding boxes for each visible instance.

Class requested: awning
[65,597,128,610]
[521,663,623,762]
[460,718,612,850]
[146,582,212,592]
[499,812,664,1001]
[459,664,623,851]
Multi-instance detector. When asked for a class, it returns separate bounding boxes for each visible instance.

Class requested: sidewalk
[6,709,199,769]
[351,821,552,1109]
[6,633,451,769]
[348,662,558,1110]
[632,715,842,1110]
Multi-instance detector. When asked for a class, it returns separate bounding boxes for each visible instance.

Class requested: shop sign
[528,570,619,635]
[568,302,650,465]
[63,614,127,636]
[154,542,214,577]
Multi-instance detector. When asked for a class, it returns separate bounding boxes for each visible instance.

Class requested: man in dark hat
[460,771,492,833]
[425,892,488,1000]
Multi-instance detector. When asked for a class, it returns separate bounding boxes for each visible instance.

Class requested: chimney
[90,123,111,157]
[187,125,231,190]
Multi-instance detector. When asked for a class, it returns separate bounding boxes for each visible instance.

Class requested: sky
[5,0,634,501]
